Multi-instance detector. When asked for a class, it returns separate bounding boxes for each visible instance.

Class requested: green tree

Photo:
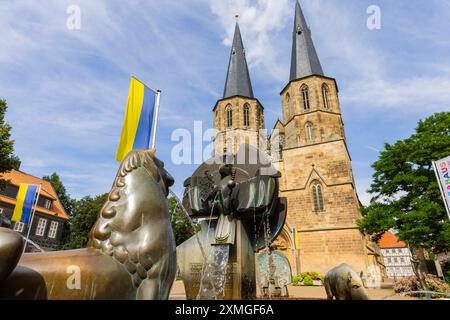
[43,173,75,246]
[43,173,75,216]
[358,112,450,252]
[168,195,197,246]
[63,193,107,250]
[0,99,20,189]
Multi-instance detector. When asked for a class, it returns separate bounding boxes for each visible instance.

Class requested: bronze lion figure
[0,150,176,300]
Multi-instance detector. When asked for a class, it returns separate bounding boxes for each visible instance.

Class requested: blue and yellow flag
[115,77,156,162]
[12,184,38,224]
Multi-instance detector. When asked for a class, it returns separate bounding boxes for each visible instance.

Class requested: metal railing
[382,291,450,300]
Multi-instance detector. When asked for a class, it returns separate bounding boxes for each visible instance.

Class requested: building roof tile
[379,231,407,248]
[0,170,69,220]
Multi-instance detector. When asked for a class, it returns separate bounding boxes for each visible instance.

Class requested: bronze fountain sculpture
[177,145,287,300]
[0,150,177,300]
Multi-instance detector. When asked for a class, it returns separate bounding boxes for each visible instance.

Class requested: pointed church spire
[290,0,324,81]
[223,22,254,99]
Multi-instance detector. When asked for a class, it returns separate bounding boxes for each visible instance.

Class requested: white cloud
[305,0,450,114]
[209,0,291,82]
[208,0,450,114]
[1,0,449,201]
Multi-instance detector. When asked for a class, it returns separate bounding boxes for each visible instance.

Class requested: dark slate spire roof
[223,23,254,99]
[290,0,324,81]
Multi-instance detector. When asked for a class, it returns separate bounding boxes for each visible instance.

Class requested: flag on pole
[433,155,450,219]
[11,184,38,224]
[292,227,300,250]
[115,77,157,162]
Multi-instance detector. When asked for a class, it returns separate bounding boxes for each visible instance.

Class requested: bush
[303,276,313,286]
[310,272,319,280]
[440,261,450,286]
[394,274,450,296]
[424,274,450,294]
[291,272,325,286]
[393,276,420,293]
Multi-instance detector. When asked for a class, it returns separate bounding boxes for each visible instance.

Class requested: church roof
[223,22,254,99]
[289,0,324,81]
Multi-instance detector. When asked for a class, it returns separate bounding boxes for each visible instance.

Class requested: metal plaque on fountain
[257,249,292,297]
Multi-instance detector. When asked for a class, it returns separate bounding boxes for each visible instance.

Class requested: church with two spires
[212,1,384,275]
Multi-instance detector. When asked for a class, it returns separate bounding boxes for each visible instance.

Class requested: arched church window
[244,104,250,127]
[306,123,314,141]
[226,105,232,128]
[286,93,290,103]
[312,183,324,212]
[301,85,310,110]
[322,84,330,109]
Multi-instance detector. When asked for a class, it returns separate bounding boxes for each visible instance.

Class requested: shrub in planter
[424,274,450,294]
[310,272,319,280]
[319,275,325,283]
[303,276,313,286]
[394,274,450,295]
[393,276,420,293]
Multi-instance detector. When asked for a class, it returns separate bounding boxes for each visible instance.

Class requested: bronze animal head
[88,150,176,289]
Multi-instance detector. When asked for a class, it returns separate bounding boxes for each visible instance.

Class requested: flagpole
[23,184,42,253]
[151,90,161,150]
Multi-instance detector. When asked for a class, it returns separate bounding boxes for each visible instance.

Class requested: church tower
[272,1,377,275]
[213,22,265,155]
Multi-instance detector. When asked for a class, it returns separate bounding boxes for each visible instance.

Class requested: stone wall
[213,96,264,155]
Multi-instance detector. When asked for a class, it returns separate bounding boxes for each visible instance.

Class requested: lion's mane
[88,150,173,289]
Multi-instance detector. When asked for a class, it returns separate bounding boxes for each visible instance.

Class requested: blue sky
[1,0,449,203]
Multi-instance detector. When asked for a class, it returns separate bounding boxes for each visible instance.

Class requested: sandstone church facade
[212,1,383,276]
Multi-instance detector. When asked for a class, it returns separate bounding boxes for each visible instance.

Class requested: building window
[48,221,58,239]
[312,183,324,212]
[35,218,47,236]
[226,105,232,128]
[44,199,52,210]
[226,138,232,153]
[322,84,329,109]
[301,85,310,110]
[243,104,250,127]
[387,258,392,263]
[14,221,25,233]
[306,123,314,141]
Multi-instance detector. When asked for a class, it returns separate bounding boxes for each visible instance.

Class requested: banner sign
[434,156,450,219]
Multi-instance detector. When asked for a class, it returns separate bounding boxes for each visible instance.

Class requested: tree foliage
[43,173,75,216]
[43,172,75,245]
[0,99,20,189]
[168,195,197,246]
[358,112,450,252]
[62,193,108,250]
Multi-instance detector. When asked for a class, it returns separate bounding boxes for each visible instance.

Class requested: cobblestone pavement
[169,281,419,300]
